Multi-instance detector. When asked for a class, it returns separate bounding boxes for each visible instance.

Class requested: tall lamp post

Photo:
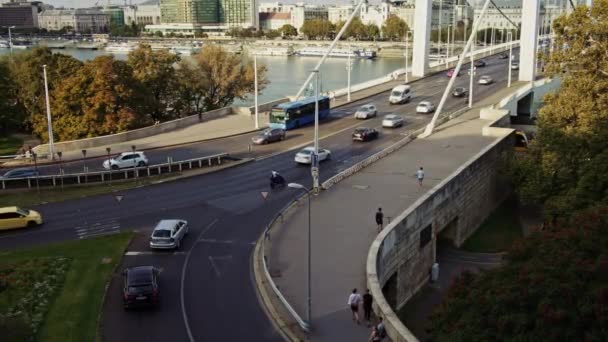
[311,70,320,192]
[347,45,352,101]
[507,31,513,87]
[446,25,452,67]
[288,182,312,328]
[106,147,112,183]
[404,31,410,83]
[254,54,259,129]
[469,33,475,108]
[42,65,55,160]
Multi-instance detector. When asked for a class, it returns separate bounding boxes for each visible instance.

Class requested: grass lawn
[461,198,523,253]
[0,136,24,156]
[0,232,133,342]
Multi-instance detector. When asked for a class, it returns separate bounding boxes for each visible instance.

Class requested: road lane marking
[125,251,187,256]
[78,230,119,240]
[198,238,256,246]
[208,255,233,277]
[181,218,218,342]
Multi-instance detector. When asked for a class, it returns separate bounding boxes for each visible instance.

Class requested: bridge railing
[0,153,229,190]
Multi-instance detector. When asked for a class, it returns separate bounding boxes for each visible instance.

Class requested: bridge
[0,1,581,341]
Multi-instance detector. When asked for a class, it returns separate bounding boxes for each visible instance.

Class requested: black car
[452,87,468,98]
[498,53,509,59]
[251,128,286,145]
[122,266,160,309]
[474,59,486,67]
[0,167,40,179]
[352,127,379,142]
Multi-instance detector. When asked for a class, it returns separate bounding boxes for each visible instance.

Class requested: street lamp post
[507,31,513,87]
[311,70,320,192]
[42,65,55,160]
[404,31,409,83]
[106,147,112,183]
[287,182,312,328]
[446,25,451,68]
[469,35,475,108]
[254,54,259,129]
[347,45,352,101]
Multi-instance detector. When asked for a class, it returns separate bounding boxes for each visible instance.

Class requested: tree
[127,44,181,123]
[301,19,335,40]
[190,45,268,110]
[174,60,206,117]
[382,15,409,41]
[343,17,366,40]
[264,29,281,39]
[49,56,141,140]
[279,24,297,38]
[9,47,82,140]
[0,57,21,133]
[429,207,608,341]
[508,0,608,218]
[365,24,381,41]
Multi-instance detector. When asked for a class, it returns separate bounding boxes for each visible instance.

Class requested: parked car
[478,75,494,85]
[122,266,160,309]
[474,59,486,67]
[389,85,413,104]
[452,87,468,97]
[103,151,148,170]
[416,101,436,114]
[0,206,43,231]
[294,146,331,164]
[149,219,189,250]
[382,114,404,128]
[352,127,379,142]
[446,69,460,77]
[0,168,39,179]
[354,104,378,119]
[251,128,286,145]
[511,61,520,70]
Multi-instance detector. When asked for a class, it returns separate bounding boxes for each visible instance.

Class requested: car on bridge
[251,128,286,145]
[122,266,160,309]
[0,206,43,231]
[478,75,494,85]
[352,127,379,142]
[294,146,331,164]
[452,87,468,97]
[149,219,189,250]
[498,53,509,59]
[511,61,520,70]
[416,101,436,114]
[474,60,486,67]
[446,69,461,77]
[354,104,378,119]
[103,151,149,170]
[0,167,39,179]
[382,114,404,128]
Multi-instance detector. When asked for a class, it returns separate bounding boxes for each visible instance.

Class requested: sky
[26,0,361,8]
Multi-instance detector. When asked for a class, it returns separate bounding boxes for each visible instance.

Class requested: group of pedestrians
[374,166,426,233]
[347,288,387,341]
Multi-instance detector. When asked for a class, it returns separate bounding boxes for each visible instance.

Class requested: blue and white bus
[269,96,331,130]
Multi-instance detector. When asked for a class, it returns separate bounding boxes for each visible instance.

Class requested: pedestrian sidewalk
[267,85,520,341]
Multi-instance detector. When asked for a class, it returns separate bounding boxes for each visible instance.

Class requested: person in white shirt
[416,167,425,187]
[347,288,363,324]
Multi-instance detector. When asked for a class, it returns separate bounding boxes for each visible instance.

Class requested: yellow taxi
[0,207,43,231]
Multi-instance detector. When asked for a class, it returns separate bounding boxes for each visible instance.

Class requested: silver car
[354,104,377,119]
[149,219,189,250]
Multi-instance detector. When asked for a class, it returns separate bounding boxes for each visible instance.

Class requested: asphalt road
[0,51,516,342]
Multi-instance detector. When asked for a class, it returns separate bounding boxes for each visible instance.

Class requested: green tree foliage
[382,15,409,41]
[301,19,335,40]
[190,45,268,110]
[264,29,281,39]
[508,0,608,218]
[9,47,82,136]
[127,44,181,123]
[429,207,608,341]
[0,57,21,133]
[49,56,140,140]
[109,22,142,37]
[279,24,297,38]
[365,24,381,40]
[174,60,207,117]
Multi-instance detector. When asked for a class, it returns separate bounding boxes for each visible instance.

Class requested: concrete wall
[496,77,560,117]
[367,109,516,342]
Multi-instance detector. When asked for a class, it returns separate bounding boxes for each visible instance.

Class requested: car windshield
[299,149,313,155]
[16,208,29,216]
[419,103,428,108]
[387,116,397,120]
[152,230,171,238]
[128,285,153,294]
[354,128,367,133]
[262,129,272,135]
[359,106,370,112]
[455,88,464,92]
[391,91,402,97]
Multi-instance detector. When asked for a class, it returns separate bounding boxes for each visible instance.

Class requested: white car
[354,104,377,119]
[478,75,494,85]
[149,219,189,250]
[416,101,435,114]
[382,114,404,128]
[511,62,519,70]
[103,151,148,170]
[294,146,331,164]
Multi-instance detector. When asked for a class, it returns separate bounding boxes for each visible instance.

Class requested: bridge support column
[412,0,432,77]
[519,0,540,82]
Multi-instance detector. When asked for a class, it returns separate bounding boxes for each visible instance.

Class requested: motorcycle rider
[270,171,285,188]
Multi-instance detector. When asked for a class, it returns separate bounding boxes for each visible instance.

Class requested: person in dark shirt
[363,289,374,326]
[375,208,384,232]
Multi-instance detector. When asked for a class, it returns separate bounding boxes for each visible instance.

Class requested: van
[389,85,412,105]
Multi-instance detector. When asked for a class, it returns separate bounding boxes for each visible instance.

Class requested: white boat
[0,41,9,48]
[169,46,201,56]
[105,43,137,54]
[250,46,294,56]
[297,47,376,59]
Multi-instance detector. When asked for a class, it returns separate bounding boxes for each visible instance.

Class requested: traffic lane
[102,206,223,342]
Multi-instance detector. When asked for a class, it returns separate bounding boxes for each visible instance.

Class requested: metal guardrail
[0,153,229,190]
[260,194,310,333]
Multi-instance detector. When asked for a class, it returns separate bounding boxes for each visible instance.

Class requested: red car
[446,69,460,77]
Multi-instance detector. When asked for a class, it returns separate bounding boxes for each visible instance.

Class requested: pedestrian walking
[347,288,362,324]
[376,316,387,340]
[369,326,382,342]
[416,167,425,187]
[363,289,374,326]
[375,208,384,232]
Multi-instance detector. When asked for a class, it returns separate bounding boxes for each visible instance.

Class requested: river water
[0,47,404,106]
